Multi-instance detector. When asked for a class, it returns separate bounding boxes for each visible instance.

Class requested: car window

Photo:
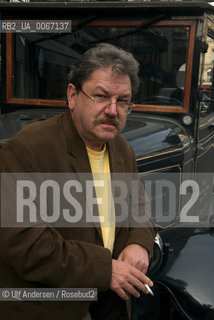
[7,20,194,113]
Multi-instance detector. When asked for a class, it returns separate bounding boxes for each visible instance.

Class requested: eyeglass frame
[79,88,135,115]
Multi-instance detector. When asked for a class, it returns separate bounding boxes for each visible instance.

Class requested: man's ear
[67,84,76,111]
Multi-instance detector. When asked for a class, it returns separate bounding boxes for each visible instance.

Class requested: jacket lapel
[62,111,103,241]
[62,111,91,173]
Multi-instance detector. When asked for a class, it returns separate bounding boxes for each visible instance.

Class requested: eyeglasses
[79,88,135,115]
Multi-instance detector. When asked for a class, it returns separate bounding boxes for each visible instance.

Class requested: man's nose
[104,102,118,116]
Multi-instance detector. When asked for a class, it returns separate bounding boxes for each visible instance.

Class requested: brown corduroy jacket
[0,111,156,320]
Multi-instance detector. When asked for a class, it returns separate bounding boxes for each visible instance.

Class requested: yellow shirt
[86,145,115,253]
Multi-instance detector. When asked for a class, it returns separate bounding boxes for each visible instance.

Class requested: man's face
[67,67,132,151]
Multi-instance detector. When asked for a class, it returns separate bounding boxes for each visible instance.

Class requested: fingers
[114,282,140,301]
[130,265,153,288]
[133,260,149,274]
[118,244,149,273]
[110,259,153,300]
[113,287,130,301]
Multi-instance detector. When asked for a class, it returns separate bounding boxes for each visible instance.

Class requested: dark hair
[68,43,140,95]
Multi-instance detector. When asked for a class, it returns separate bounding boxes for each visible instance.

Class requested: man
[0,43,156,320]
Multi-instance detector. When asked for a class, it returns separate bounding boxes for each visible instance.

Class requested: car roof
[0,1,214,17]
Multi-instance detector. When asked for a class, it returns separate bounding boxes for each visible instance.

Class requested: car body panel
[133,228,214,320]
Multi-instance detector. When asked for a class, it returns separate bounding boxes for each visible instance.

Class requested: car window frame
[6,19,196,113]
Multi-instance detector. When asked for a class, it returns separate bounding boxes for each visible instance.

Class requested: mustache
[95,116,121,129]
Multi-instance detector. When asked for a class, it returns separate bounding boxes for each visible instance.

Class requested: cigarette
[145,284,154,296]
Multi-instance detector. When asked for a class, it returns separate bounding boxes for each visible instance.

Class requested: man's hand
[118,244,149,274]
[110,259,153,300]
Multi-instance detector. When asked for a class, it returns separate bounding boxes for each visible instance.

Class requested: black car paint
[133,228,214,320]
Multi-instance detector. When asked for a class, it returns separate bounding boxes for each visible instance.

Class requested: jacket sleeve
[0,137,112,290]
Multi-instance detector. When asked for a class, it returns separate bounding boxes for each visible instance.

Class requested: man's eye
[96,94,107,99]
[95,94,108,102]
[118,100,129,105]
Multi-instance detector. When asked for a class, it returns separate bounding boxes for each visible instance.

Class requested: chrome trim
[154,233,164,252]
[138,164,182,176]
[136,148,183,162]
[178,133,190,148]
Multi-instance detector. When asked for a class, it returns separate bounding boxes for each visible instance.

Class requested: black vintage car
[0,1,214,319]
